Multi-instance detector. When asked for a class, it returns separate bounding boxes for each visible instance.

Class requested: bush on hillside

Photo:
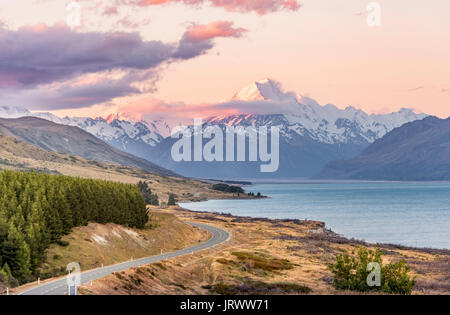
[328,247,416,294]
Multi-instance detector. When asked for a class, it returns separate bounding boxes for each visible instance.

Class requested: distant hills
[0,117,176,177]
[316,116,450,180]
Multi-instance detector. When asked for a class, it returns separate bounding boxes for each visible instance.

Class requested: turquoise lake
[180,182,450,249]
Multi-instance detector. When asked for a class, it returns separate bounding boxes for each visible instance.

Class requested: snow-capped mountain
[148,79,427,178]
[0,79,428,179]
[221,78,427,145]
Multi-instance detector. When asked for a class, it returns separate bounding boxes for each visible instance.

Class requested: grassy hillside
[38,211,209,280]
[0,117,175,176]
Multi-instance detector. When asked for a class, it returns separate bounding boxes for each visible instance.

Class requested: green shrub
[381,260,416,294]
[56,240,69,247]
[328,247,416,294]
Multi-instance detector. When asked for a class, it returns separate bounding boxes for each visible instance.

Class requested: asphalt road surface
[19,222,230,295]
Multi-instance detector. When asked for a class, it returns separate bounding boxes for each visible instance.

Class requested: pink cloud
[174,21,246,58]
[0,23,174,89]
[130,0,301,15]
[0,20,246,110]
[0,21,244,89]
[107,93,297,125]
[184,21,247,42]
[103,6,119,16]
[109,96,239,125]
[117,98,223,117]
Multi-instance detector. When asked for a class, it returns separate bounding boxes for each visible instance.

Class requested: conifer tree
[167,193,176,206]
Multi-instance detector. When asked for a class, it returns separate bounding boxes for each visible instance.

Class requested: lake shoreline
[175,205,450,253]
[182,182,450,250]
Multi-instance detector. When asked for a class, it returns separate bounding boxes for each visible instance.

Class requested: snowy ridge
[213,79,427,145]
[0,106,163,150]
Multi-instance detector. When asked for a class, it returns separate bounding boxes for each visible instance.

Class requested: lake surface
[180,182,450,249]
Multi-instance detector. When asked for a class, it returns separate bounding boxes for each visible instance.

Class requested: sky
[0,0,449,121]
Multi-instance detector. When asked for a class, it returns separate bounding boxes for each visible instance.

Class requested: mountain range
[316,116,450,180]
[0,79,428,179]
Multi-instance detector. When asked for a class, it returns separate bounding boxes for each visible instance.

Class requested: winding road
[19,222,230,295]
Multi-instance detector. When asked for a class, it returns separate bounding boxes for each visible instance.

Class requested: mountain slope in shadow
[316,116,450,180]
